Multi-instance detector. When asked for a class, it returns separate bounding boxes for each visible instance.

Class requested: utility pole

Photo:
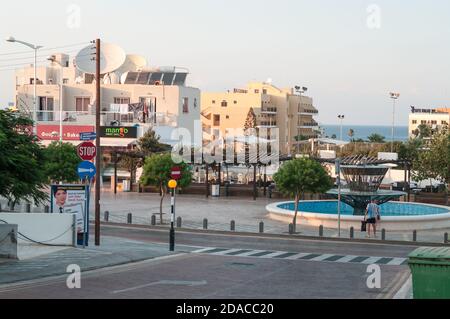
[95,38,101,246]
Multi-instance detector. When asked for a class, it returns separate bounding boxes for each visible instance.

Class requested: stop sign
[77,142,97,161]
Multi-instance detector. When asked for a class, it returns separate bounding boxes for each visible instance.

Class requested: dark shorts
[367,218,376,224]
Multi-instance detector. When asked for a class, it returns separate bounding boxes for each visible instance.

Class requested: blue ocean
[321,125,409,142]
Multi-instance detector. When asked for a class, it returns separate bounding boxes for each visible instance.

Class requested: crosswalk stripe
[387,258,407,266]
[190,247,407,266]
[310,254,335,262]
[285,253,312,260]
[211,249,244,256]
[259,252,289,259]
[361,257,382,264]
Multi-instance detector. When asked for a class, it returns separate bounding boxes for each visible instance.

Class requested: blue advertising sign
[80,132,97,141]
[77,161,96,180]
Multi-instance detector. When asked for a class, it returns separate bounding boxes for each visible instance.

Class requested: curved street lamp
[6,36,43,134]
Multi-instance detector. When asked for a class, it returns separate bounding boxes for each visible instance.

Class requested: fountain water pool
[267,200,450,231]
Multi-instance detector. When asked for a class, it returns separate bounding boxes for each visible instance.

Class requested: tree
[140,153,192,224]
[273,158,333,232]
[0,110,47,207]
[367,133,386,143]
[415,124,432,139]
[413,128,450,204]
[137,129,171,156]
[42,142,82,184]
[244,107,257,131]
[118,150,142,184]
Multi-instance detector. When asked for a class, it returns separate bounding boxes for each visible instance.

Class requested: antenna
[115,54,147,75]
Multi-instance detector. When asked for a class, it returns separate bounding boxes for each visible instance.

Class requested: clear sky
[1,0,449,125]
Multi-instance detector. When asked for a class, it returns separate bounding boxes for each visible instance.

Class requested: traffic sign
[171,166,182,180]
[80,132,97,141]
[77,161,96,180]
[77,142,97,161]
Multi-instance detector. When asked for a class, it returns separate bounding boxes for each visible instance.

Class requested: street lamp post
[47,55,64,144]
[295,86,308,154]
[6,37,43,134]
[389,92,400,153]
[338,115,345,140]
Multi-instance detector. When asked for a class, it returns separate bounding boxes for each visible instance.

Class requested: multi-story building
[14,52,200,148]
[201,81,319,155]
[408,106,450,138]
[14,50,200,184]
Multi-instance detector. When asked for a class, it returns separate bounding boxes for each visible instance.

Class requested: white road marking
[334,255,360,263]
[361,257,382,264]
[387,258,407,266]
[310,254,335,262]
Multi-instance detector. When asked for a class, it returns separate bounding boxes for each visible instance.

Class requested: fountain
[326,163,406,215]
[266,156,450,231]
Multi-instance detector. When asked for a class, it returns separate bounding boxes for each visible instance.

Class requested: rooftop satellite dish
[115,54,147,75]
[75,43,126,75]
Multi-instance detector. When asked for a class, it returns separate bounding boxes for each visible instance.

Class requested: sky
[0,0,449,125]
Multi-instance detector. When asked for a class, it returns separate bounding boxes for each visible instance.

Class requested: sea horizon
[320,124,409,142]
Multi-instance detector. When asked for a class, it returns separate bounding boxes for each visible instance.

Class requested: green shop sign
[100,126,138,138]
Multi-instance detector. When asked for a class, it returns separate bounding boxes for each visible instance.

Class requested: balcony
[298,121,319,129]
[33,110,178,127]
[261,106,277,114]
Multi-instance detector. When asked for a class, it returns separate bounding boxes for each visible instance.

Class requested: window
[63,79,69,84]
[114,97,130,104]
[212,100,216,104]
[38,97,54,121]
[412,120,417,124]
[263,89,267,94]
[221,100,228,107]
[183,97,189,113]
[76,97,91,112]
[254,89,259,94]
[234,100,237,104]
[213,114,220,126]
[431,120,437,125]
[226,115,230,119]
[421,120,427,124]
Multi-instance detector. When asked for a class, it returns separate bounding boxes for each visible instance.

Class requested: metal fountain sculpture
[327,155,406,215]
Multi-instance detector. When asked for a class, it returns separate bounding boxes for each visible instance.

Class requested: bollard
[382,229,386,241]
[151,215,156,226]
[104,211,109,222]
[127,213,132,224]
[413,230,417,242]
[44,205,49,213]
[230,220,235,232]
[259,222,264,233]
[72,214,78,247]
[445,233,448,244]
[350,227,354,239]
[26,203,31,213]
[177,217,182,228]
[203,218,208,230]
[289,224,294,235]
[319,225,323,237]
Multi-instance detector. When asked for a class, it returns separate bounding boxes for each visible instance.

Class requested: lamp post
[389,92,400,153]
[47,55,64,144]
[6,37,43,134]
[338,115,345,141]
[295,86,308,154]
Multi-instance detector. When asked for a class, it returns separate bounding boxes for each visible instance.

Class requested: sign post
[168,179,178,252]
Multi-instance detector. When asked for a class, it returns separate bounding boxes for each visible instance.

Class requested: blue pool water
[278,201,449,216]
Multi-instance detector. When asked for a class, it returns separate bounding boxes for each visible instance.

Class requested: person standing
[365,200,380,238]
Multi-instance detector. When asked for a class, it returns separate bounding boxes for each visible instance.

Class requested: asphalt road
[0,225,417,299]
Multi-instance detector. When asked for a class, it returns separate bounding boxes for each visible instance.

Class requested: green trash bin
[408,247,450,299]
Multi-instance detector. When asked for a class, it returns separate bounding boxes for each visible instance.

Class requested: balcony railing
[33,111,178,127]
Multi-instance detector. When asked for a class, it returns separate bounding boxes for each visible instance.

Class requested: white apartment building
[408,106,450,138]
[14,52,200,148]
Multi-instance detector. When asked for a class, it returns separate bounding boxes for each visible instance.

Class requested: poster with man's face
[51,185,88,234]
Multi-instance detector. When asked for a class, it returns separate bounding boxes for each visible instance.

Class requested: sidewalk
[0,236,186,285]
